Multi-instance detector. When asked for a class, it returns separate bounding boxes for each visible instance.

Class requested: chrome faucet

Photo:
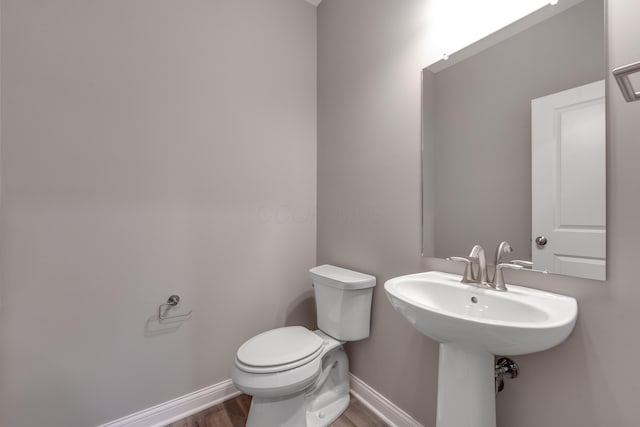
[468,244,489,284]
[494,241,513,269]
[448,244,490,287]
[492,241,513,283]
[449,242,542,291]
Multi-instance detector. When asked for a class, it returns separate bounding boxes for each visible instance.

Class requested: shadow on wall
[284,290,317,330]
[144,314,187,337]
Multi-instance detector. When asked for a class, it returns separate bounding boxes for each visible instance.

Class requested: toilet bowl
[232,265,376,427]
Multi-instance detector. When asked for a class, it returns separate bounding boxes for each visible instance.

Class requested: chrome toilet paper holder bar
[158,294,193,321]
[613,61,640,103]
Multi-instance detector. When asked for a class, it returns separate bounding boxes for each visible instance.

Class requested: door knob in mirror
[535,236,548,247]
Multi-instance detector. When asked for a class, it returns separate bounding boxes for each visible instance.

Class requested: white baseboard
[97,379,240,427]
[99,374,422,427]
[349,374,424,427]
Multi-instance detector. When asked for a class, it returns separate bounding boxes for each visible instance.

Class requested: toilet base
[245,346,350,427]
[245,392,350,427]
[306,394,350,427]
[246,393,307,427]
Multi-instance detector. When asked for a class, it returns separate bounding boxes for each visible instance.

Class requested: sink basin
[384,270,577,355]
[384,271,578,427]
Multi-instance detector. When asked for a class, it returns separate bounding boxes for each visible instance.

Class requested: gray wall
[318,0,438,421]
[0,1,317,426]
[428,0,605,261]
[318,0,640,426]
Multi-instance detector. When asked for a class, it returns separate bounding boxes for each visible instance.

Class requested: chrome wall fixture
[613,61,640,102]
[158,294,193,321]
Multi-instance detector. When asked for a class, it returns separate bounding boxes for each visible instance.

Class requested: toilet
[232,264,376,427]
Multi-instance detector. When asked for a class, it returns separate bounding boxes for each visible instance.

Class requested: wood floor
[165,393,390,427]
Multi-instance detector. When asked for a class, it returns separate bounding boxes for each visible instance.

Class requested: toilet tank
[309,265,376,341]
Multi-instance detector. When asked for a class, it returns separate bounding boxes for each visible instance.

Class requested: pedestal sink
[384,271,577,427]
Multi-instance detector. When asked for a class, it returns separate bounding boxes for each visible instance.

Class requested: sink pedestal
[437,343,496,427]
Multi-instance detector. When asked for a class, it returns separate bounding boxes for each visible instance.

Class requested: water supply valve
[495,357,519,394]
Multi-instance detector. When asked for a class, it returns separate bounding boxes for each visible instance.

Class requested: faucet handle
[447,256,476,283]
[497,263,524,270]
[493,262,549,291]
[493,263,524,291]
[509,260,533,269]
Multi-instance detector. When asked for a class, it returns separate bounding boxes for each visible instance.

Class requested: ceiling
[304,0,322,6]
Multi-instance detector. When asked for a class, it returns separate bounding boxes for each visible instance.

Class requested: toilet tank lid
[309,264,376,290]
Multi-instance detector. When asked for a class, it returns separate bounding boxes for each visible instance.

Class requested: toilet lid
[236,326,323,368]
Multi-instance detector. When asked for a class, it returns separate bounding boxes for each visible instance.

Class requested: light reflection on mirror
[422,0,606,281]
[423,0,583,68]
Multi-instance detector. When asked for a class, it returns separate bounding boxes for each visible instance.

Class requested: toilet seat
[233,327,328,398]
[236,326,323,374]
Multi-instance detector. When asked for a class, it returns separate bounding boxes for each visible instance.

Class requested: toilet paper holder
[158,294,193,321]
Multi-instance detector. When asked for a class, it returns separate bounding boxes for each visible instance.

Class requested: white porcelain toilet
[232,264,376,427]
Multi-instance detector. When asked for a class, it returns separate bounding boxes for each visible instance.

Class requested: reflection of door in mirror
[532,80,606,280]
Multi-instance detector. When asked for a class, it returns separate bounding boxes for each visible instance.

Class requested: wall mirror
[422,0,607,280]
